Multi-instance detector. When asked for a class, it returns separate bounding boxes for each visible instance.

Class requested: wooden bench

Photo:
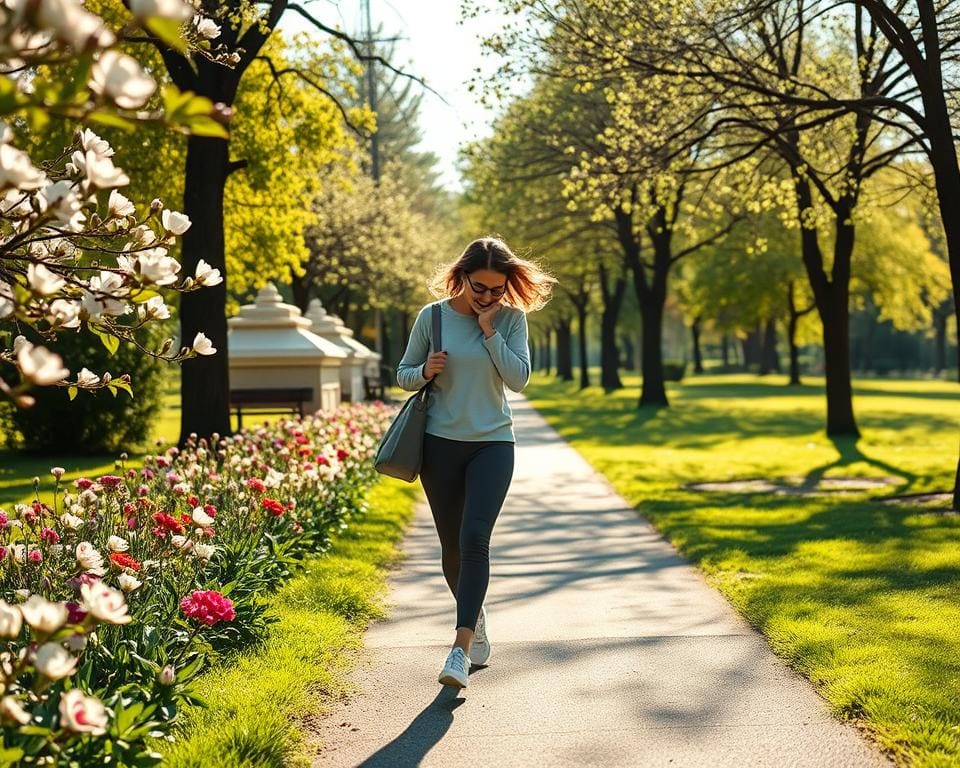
[229,387,313,429]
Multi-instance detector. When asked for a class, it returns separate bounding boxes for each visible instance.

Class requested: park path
[309,394,891,768]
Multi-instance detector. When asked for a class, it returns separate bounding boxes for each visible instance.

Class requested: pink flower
[179,590,235,627]
[97,475,123,489]
[40,527,59,544]
[28,549,42,563]
[245,478,266,493]
[74,478,93,490]
[66,602,87,624]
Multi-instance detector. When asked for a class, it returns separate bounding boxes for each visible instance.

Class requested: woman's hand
[471,298,502,338]
[423,351,448,380]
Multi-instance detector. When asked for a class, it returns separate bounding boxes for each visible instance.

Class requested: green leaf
[131,289,161,304]
[68,386,78,401]
[145,16,188,53]
[111,379,134,399]
[91,328,120,356]
[86,110,137,132]
[182,115,228,139]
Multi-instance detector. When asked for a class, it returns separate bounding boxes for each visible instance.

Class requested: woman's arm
[482,310,530,392]
[396,306,432,391]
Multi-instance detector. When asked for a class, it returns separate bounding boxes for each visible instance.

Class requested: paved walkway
[310,395,891,767]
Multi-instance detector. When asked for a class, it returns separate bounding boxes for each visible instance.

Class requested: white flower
[0,601,22,638]
[19,596,68,634]
[89,51,156,110]
[195,16,220,38]
[47,299,81,329]
[71,149,130,189]
[80,583,131,625]
[75,542,105,575]
[107,189,135,218]
[117,573,142,592]
[161,209,190,235]
[129,0,193,21]
[0,143,46,190]
[193,542,215,560]
[0,281,14,318]
[16,343,69,386]
[41,181,84,228]
[76,368,100,387]
[33,643,77,680]
[107,535,128,552]
[193,259,222,287]
[27,263,65,296]
[136,249,180,286]
[191,506,214,526]
[138,295,170,321]
[59,689,108,735]
[77,128,113,158]
[170,534,190,550]
[192,332,216,356]
[36,0,115,50]
[0,696,31,725]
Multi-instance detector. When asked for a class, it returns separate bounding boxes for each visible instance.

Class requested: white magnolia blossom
[76,368,100,386]
[27,263,65,295]
[16,342,69,385]
[33,642,77,680]
[194,259,222,287]
[137,249,180,286]
[129,0,193,21]
[41,180,85,229]
[47,298,82,329]
[81,271,128,319]
[89,51,156,110]
[71,149,130,189]
[0,143,47,191]
[0,696,31,725]
[78,128,113,157]
[195,16,220,39]
[192,331,216,356]
[138,294,170,321]
[33,0,117,50]
[0,282,13,318]
[59,689,108,735]
[80,582,131,625]
[107,189,135,218]
[161,209,190,235]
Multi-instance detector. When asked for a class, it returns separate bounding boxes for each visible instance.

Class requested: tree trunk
[758,318,780,375]
[555,320,573,381]
[933,310,947,376]
[741,324,761,370]
[639,295,668,406]
[179,135,231,446]
[575,302,590,389]
[598,264,626,391]
[621,334,635,371]
[290,269,310,313]
[542,330,552,374]
[721,333,730,368]
[691,317,704,374]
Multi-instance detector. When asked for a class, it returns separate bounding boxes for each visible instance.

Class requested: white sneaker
[438,646,470,688]
[469,606,491,666]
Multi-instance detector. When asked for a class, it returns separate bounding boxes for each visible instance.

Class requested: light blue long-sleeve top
[396,298,530,443]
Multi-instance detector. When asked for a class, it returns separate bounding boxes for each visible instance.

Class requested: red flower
[66,602,87,624]
[40,527,59,544]
[203,504,217,518]
[180,590,235,626]
[187,494,199,507]
[110,552,142,571]
[98,475,123,489]
[151,512,184,537]
[315,455,329,466]
[246,478,266,493]
[336,449,349,461]
[262,498,285,517]
[28,549,42,563]
[74,478,93,490]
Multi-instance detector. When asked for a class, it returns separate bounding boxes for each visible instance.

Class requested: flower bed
[0,402,392,766]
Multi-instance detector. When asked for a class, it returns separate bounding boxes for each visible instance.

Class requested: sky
[277,1,513,191]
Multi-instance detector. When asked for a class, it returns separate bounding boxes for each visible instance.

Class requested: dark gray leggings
[419,433,515,631]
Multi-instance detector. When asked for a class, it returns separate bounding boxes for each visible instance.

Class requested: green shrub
[663,360,686,382]
[1,325,169,454]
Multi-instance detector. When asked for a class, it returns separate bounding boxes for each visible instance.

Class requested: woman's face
[463,268,508,312]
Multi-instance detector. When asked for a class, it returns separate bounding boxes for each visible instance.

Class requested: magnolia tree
[0,0,233,409]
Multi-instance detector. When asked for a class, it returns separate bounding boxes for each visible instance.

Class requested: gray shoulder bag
[373,303,442,482]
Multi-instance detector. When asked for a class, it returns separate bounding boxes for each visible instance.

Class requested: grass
[156,476,420,768]
[524,370,960,768]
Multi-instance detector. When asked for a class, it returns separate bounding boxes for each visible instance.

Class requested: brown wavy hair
[429,236,556,313]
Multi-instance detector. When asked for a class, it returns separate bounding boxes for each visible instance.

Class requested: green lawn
[524,371,960,768]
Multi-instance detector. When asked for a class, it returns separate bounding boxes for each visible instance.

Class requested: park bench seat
[229,387,313,429]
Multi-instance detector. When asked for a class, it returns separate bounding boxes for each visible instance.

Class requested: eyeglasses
[465,274,507,299]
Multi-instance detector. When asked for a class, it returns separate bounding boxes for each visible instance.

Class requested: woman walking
[396,236,555,689]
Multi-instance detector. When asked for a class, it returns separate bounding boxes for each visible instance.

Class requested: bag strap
[431,303,442,354]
